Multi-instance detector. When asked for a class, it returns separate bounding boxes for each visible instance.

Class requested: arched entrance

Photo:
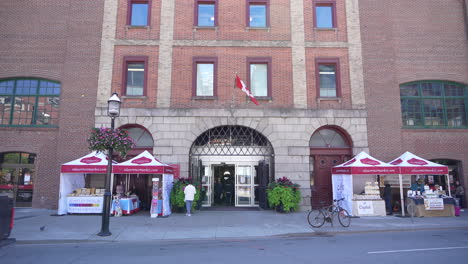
[0,152,36,207]
[114,124,154,210]
[190,125,274,208]
[309,126,352,209]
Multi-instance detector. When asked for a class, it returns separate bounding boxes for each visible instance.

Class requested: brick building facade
[1,0,466,210]
[0,1,105,208]
[95,0,367,210]
[360,0,468,207]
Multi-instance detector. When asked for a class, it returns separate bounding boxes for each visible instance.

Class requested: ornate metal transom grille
[190,125,273,156]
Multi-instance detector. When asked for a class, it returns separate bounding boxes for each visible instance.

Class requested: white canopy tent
[389,151,450,216]
[112,151,175,216]
[331,151,399,215]
[58,151,116,215]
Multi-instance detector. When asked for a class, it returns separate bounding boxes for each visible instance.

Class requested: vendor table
[407,197,455,217]
[111,197,140,215]
[352,199,386,216]
[67,196,103,214]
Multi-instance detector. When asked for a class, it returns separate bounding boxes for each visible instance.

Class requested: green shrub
[267,177,301,212]
[170,178,201,212]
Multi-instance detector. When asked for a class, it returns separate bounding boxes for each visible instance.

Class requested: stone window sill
[245,27,271,32]
[192,96,218,100]
[314,27,337,32]
[126,25,150,30]
[193,26,218,32]
[121,96,147,99]
[317,97,342,103]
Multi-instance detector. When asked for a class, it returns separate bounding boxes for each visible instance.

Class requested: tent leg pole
[399,174,405,217]
[447,174,451,197]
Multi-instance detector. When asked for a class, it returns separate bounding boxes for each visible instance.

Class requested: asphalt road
[1,229,468,264]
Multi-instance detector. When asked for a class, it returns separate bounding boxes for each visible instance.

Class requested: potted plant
[267,177,301,213]
[170,178,201,213]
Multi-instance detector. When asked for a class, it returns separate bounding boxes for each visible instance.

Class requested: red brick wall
[170,47,293,108]
[360,0,468,181]
[0,0,105,209]
[304,0,348,42]
[174,0,291,41]
[112,46,160,108]
[305,48,351,109]
[116,0,161,40]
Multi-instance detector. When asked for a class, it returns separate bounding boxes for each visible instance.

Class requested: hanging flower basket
[87,127,135,158]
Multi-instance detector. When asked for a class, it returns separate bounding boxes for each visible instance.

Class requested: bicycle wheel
[308,210,325,228]
[337,209,351,227]
[407,203,415,218]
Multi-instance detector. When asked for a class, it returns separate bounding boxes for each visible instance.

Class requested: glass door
[201,165,212,206]
[235,165,253,206]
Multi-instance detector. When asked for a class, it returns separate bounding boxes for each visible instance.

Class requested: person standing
[214,178,223,205]
[184,183,197,216]
[455,180,465,209]
[383,182,392,215]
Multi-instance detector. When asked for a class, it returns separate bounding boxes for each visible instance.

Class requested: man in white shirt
[184,183,197,216]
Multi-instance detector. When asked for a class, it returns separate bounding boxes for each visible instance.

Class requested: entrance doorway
[190,126,274,208]
[0,152,36,207]
[212,164,235,206]
[309,127,352,209]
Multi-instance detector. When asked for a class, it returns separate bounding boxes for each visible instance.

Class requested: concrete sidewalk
[10,208,468,242]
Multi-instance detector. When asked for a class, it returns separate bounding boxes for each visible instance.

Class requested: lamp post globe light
[98,92,121,237]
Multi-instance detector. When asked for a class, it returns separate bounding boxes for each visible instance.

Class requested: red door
[311,155,343,209]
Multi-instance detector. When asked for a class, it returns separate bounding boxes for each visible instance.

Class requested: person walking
[455,180,465,209]
[184,183,197,216]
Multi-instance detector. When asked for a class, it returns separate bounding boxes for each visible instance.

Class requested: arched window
[120,125,154,156]
[0,78,61,127]
[310,128,350,148]
[400,81,467,128]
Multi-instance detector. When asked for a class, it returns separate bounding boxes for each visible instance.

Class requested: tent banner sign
[424,198,444,210]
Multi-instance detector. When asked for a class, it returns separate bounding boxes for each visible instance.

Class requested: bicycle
[307,198,351,228]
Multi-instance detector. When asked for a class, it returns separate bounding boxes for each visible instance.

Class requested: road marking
[368,246,468,254]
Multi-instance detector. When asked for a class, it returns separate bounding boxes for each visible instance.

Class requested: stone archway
[309,126,353,209]
[189,125,274,208]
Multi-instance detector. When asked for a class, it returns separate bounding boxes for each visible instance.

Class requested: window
[316,58,340,97]
[248,58,271,98]
[195,0,217,27]
[0,78,60,127]
[400,81,468,128]
[127,0,151,26]
[193,57,217,97]
[247,0,269,28]
[123,56,148,96]
[314,0,336,28]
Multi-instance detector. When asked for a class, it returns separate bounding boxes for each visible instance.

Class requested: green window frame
[0,78,61,127]
[400,80,468,129]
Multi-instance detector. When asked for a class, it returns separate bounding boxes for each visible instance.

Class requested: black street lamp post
[98,92,121,237]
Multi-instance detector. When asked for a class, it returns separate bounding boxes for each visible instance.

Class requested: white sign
[332,174,353,215]
[357,201,374,215]
[424,198,444,210]
[67,196,104,214]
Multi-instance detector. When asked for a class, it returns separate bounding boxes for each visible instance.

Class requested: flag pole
[232,73,237,109]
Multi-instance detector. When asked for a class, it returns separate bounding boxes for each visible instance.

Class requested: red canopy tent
[389,151,450,216]
[58,151,116,215]
[331,151,399,215]
[112,151,174,217]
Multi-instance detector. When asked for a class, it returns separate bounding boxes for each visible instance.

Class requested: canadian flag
[235,75,259,105]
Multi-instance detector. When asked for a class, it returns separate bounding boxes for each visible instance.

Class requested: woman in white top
[184,183,197,216]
